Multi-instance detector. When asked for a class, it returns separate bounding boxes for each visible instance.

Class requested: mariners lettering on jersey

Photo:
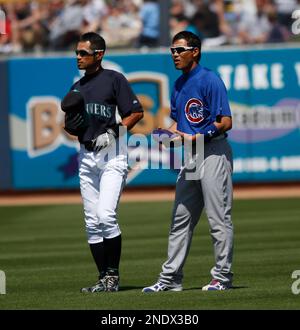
[86,103,112,118]
[185,98,204,123]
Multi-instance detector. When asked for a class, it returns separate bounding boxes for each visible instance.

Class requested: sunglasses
[75,49,103,57]
[170,46,195,55]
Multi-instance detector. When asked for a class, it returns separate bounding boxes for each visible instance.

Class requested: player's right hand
[152,128,182,148]
[91,131,115,152]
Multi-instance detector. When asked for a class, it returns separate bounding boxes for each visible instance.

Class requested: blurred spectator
[80,0,108,34]
[192,2,228,46]
[137,0,160,48]
[192,5,220,39]
[47,0,107,51]
[273,0,298,28]
[237,0,272,44]
[6,1,49,52]
[48,0,84,50]
[221,0,241,44]
[101,1,141,48]
[0,0,299,55]
[170,14,198,39]
[266,7,291,43]
[170,0,186,17]
[0,5,12,53]
[213,0,233,40]
[170,0,205,21]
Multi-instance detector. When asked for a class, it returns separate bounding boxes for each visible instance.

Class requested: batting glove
[91,129,117,152]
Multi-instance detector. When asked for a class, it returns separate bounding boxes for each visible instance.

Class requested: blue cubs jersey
[71,69,143,143]
[170,65,231,135]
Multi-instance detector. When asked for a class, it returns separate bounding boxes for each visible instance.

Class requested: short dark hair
[79,32,106,52]
[172,31,202,62]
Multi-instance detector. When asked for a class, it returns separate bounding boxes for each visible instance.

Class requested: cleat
[80,276,106,293]
[104,269,120,292]
[105,275,119,292]
[202,279,231,291]
[142,281,182,293]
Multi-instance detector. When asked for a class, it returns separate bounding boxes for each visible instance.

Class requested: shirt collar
[183,64,201,79]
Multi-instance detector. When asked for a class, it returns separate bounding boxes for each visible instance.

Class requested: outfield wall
[1,45,300,190]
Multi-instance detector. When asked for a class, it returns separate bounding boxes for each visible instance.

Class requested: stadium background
[1,0,300,311]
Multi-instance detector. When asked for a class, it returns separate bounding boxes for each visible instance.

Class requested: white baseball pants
[78,141,128,244]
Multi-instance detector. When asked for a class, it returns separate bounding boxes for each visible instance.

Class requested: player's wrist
[107,128,117,138]
[107,123,124,138]
[203,123,220,142]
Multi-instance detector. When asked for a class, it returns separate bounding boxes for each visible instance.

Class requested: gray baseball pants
[159,137,234,287]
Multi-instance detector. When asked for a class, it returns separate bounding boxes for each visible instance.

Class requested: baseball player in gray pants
[143,31,234,292]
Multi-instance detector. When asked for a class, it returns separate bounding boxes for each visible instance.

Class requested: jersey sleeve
[114,73,143,118]
[208,73,231,118]
[69,81,79,92]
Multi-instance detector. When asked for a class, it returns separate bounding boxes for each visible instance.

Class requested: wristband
[203,123,220,142]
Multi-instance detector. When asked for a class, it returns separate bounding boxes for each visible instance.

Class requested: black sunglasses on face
[75,49,103,57]
[170,46,195,55]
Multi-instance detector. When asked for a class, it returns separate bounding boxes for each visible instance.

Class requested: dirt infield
[0,184,300,206]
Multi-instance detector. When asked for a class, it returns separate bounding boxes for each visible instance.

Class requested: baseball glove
[64,112,89,136]
[61,90,89,136]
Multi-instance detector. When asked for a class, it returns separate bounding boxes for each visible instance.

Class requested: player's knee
[97,210,119,237]
[97,208,114,222]
[172,203,191,224]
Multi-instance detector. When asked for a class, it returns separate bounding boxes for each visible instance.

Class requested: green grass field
[0,198,299,310]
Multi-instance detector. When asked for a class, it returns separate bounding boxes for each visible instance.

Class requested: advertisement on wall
[4,46,300,189]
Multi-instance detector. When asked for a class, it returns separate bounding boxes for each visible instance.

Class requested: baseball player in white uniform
[61,32,143,292]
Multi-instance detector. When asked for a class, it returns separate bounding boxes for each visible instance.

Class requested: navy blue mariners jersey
[170,65,231,135]
[71,68,143,142]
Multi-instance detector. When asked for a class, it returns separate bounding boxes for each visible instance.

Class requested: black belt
[208,133,227,142]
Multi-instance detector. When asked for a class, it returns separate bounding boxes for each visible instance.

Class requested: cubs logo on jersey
[185,98,204,123]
